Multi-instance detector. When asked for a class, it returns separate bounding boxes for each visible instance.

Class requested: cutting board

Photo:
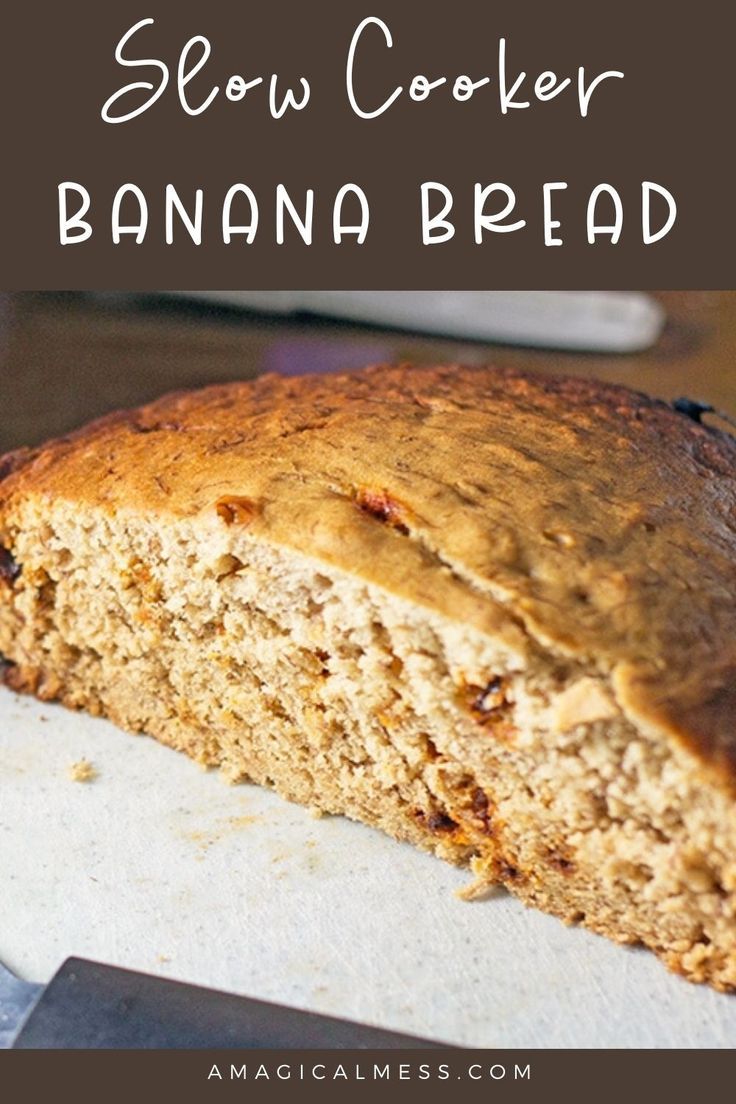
[1,688,735,1048]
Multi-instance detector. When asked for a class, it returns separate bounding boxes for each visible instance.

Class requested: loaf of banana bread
[1,365,734,989]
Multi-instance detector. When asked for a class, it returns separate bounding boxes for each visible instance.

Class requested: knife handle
[13,958,437,1049]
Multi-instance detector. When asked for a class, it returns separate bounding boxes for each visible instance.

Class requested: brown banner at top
[1,0,733,289]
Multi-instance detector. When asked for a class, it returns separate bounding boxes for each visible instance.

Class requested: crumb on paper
[454,856,509,902]
[157,954,172,965]
[68,758,97,783]
[228,814,260,829]
[455,876,501,902]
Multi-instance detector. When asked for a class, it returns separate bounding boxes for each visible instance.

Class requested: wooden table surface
[1,291,734,454]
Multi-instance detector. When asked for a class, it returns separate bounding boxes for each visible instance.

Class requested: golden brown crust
[2,364,736,783]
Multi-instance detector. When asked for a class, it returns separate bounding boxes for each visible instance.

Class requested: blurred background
[0,291,733,454]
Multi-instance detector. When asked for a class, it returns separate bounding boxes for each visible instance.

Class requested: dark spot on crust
[546,849,576,875]
[422,810,457,833]
[215,496,259,526]
[672,397,736,440]
[497,859,521,882]
[470,787,494,835]
[427,811,457,833]
[423,735,440,761]
[672,398,714,424]
[0,652,17,681]
[1,656,27,693]
[355,488,410,535]
[0,546,21,584]
[465,677,508,723]
[472,677,505,713]
[0,447,33,484]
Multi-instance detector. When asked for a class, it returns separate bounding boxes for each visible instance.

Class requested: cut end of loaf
[1,490,735,992]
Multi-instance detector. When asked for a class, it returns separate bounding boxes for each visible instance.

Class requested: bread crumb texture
[1,364,735,990]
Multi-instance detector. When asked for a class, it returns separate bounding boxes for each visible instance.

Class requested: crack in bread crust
[2,366,735,780]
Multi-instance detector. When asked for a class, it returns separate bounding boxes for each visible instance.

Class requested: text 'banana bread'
[1,365,735,989]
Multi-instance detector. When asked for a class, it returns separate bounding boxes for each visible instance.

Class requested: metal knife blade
[0,956,439,1049]
[163,290,665,353]
[0,959,42,1048]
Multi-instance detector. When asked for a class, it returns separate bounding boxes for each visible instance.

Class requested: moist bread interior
[3,501,735,991]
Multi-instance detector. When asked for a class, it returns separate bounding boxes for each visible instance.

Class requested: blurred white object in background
[165,291,665,353]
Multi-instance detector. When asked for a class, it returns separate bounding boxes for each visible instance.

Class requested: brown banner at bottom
[1,1048,733,1104]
